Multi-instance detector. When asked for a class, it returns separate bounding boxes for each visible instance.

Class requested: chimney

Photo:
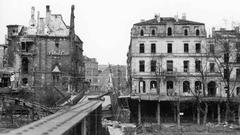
[46,5,50,12]
[37,11,40,34]
[46,5,51,25]
[29,6,36,27]
[235,26,239,33]
[182,13,186,20]
[154,14,160,23]
[174,15,179,22]
[140,19,145,22]
[69,5,75,41]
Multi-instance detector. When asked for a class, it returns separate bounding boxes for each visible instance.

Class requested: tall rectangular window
[168,43,172,53]
[196,43,201,53]
[237,69,240,79]
[139,61,145,72]
[139,43,144,53]
[151,43,156,53]
[184,43,189,53]
[224,53,229,63]
[167,60,173,72]
[210,44,215,54]
[236,42,240,51]
[183,61,189,72]
[236,53,240,63]
[195,60,201,72]
[210,63,215,72]
[151,60,156,72]
[224,69,229,80]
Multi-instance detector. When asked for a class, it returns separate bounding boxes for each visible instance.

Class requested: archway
[208,81,216,96]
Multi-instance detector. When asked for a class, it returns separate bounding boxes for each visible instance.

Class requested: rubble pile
[102,119,136,135]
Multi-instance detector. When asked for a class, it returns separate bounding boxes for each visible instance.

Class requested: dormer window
[152,29,155,36]
[184,29,188,36]
[196,29,200,36]
[167,27,172,36]
[140,30,144,36]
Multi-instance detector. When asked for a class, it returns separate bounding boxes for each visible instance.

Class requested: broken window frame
[183,81,190,93]
[150,60,156,72]
[195,60,201,72]
[210,63,215,72]
[195,43,201,53]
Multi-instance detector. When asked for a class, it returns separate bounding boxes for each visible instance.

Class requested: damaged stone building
[5,5,84,93]
[126,14,240,126]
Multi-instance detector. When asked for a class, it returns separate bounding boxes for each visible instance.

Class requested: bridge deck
[5,99,102,135]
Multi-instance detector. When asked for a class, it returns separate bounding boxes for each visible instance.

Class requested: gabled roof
[134,17,204,26]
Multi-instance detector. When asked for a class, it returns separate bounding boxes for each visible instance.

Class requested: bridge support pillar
[157,101,161,130]
[138,100,141,125]
[81,118,87,135]
[218,103,221,124]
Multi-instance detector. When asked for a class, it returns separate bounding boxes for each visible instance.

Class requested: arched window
[167,27,172,36]
[140,29,144,36]
[152,29,155,36]
[195,81,202,93]
[208,81,216,96]
[150,81,157,89]
[196,29,200,36]
[183,81,190,93]
[167,81,174,96]
[184,29,188,36]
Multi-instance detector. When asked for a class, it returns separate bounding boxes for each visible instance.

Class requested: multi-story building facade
[84,56,99,91]
[126,14,228,124]
[6,5,84,93]
[127,14,224,97]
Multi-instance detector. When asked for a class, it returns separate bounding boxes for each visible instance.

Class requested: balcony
[19,49,37,56]
[131,53,209,57]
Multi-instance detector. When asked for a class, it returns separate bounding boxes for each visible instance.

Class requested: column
[177,101,180,129]
[138,100,141,125]
[238,104,240,125]
[218,103,221,124]
[157,101,161,126]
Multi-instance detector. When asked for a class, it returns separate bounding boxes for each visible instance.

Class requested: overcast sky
[1,0,240,65]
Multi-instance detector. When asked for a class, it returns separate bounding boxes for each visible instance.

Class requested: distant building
[5,5,84,93]
[0,44,7,68]
[84,56,98,91]
[98,65,127,92]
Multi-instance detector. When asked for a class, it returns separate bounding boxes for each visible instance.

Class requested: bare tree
[212,33,240,122]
